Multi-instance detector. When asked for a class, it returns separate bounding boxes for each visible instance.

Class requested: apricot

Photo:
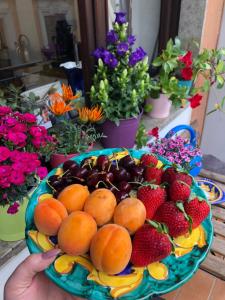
[90,224,132,275]
[57,184,90,213]
[34,198,68,236]
[113,198,146,234]
[84,188,117,226]
[58,211,97,255]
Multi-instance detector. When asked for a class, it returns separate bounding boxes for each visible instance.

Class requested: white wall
[131,0,161,61]
[201,6,225,162]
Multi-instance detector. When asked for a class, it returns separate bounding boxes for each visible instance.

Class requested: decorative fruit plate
[196,178,225,205]
[26,148,213,300]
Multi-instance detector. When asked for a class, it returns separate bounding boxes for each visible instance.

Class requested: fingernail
[42,248,61,259]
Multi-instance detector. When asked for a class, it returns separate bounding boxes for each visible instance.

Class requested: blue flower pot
[178,80,193,95]
[165,125,202,176]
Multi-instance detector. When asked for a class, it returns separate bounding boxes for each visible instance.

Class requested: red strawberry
[144,167,163,184]
[137,185,167,219]
[140,154,158,167]
[184,197,210,228]
[131,224,172,267]
[162,167,177,184]
[169,180,191,202]
[153,202,190,237]
[175,172,192,186]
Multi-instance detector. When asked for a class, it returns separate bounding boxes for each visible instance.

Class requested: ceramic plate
[196,178,225,205]
[25,148,213,300]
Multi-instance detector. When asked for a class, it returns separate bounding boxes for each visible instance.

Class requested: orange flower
[78,107,90,123]
[62,84,80,102]
[78,106,103,123]
[88,106,103,122]
[49,93,74,116]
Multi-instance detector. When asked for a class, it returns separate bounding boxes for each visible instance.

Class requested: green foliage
[135,122,148,149]
[90,24,151,124]
[49,120,104,155]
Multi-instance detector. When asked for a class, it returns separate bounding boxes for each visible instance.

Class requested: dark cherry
[62,176,76,186]
[96,155,110,171]
[113,167,128,182]
[118,181,132,193]
[87,168,99,178]
[130,165,144,179]
[63,160,77,172]
[80,157,94,169]
[114,190,129,203]
[70,166,88,178]
[48,175,59,186]
[69,164,80,175]
[99,172,114,183]
[50,180,64,190]
[86,173,100,187]
[119,155,135,169]
[109,186,119,194]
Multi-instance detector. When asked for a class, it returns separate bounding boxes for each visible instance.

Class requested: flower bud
[100,80,105,90]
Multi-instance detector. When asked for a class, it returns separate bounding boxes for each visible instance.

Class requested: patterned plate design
[197,178,225,205]
[25,148,213,300]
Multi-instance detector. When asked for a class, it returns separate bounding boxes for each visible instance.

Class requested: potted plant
[0,106,52,241]
[49,106,104,168]
[151,38,225,113]
[90,12,150,148]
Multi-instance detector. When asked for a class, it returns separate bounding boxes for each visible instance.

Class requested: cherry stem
[95,180,108,189]
[107,181,120,191]
[46,181,56,192]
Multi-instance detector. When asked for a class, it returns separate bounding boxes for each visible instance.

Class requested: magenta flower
[23,113,36,123]
[0,106,12,116]
[0,146,11,162]
[0,165,11,178]
[10,171,25,185]
[7,202,20,214]
[5,117,17,127]
[7,132,27,147]
[12,123,27,132]
[37,166,48,179]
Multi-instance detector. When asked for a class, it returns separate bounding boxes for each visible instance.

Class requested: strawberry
[161,167,177,184]
[175,172,192,186]
[131,224,172,267]
[140,154,158,167]
[184,197,210,228]
[144,167,163,184]
[169,180,191,202]
[137,184,167,219]
[153,202,190,237]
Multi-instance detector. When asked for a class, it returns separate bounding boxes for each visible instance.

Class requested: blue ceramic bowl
[25,148,213,300]
[196,178,225,205]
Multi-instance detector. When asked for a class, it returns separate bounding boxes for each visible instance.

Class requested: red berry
[169,180,191,202]
[162,167,177,184]
[184,197,210,228]
[131,224,172,267]
[154,202,189,237]
[144,167,163,184]
[137,185,167,219]
[175,172,192,186]
[140,154,158,167]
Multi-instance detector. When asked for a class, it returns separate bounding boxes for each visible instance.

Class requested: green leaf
[174,37,181,48]
[221,96,225,108]
[216,60,225,74]
[202,80,210,92]
[216,75,225,88]
[152,57,163,67]
[144,103,153,113]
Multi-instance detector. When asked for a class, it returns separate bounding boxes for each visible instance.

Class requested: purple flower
[92,47,104,59]
[128,35,136,46]
[115,12,126,24]
[129,47,147,66]
[103,51,118,68]
[117,42,129,56]
[106,30,118,44]
[7,202,20,214]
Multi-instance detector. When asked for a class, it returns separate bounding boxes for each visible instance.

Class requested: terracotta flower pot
[100,112,142,148]
[146,94,172,119]
[50,144,94,169]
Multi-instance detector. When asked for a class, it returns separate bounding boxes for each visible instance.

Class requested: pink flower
[23,113,36,123]
[10,170,25,185]
[0,146,11,162]
[29,126,47,137]
[7,132,27,147]
[0,165,11,178]
[37,166,48,179]
[0,106,12,116]
[7,202,20,214]
[10,150,22,162]
[12,123,27,132]
[0,177,11,188]
[5,117,18,127]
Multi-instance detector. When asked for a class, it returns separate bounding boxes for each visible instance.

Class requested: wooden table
[199,172,225,280]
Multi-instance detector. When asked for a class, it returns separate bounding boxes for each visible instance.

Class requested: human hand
[4,249,84,300]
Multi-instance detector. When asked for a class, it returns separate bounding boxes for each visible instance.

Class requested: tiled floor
[164,269,225,300]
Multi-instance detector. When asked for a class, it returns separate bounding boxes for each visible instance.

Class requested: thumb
[6,249,61,289]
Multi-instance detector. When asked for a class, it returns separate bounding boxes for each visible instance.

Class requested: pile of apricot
[34,183,146,275]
